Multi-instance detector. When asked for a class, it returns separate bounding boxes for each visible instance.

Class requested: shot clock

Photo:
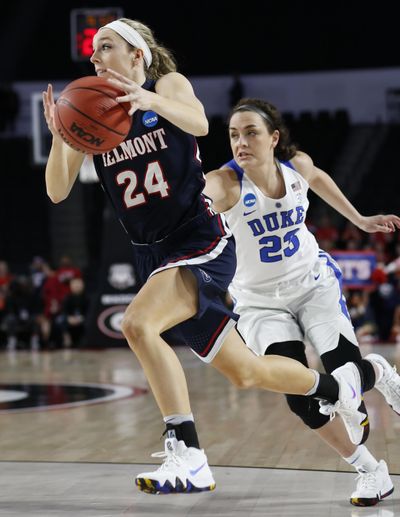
[70,8,123,62]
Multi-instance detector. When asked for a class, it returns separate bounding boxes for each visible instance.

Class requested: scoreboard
[70,8,123,62]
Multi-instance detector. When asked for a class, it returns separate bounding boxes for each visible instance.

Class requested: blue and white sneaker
[366,353,400,415]
[319,362,369,445]
[135,438,216,494]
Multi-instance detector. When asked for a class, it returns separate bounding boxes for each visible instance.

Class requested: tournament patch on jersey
[142,111,159,128]
[243,193,256,208]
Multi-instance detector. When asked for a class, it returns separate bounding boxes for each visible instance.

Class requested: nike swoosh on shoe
[189,462,206,476]
[348,383,357,399]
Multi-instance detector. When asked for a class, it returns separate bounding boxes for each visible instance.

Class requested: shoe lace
[320,400,340,421]
[385,367,400,390]
[322,399,361,429]
[378,365,400,395]
[355,471,377,491]
[150,449,184,471]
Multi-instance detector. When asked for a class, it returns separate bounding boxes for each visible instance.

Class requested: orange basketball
[54,76,131,154]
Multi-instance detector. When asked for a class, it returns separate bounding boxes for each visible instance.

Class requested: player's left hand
[105,68,155,115]
[358,214,400,233]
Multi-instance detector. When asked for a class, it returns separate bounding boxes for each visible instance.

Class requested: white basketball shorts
[231,251,358,357]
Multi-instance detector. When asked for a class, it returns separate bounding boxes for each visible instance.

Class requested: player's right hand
[42,84,62,139]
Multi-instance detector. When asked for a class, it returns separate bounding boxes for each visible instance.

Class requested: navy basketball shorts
[131,210,238,362]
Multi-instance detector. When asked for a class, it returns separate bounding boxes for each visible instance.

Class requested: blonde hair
[118,18,177,80]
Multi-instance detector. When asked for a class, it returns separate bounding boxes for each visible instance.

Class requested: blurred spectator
[372,241,393,267]
[341,221,362,243]
[56,255,82,299]
[2,276,40,349]
[370,267,388,285]
[0,260,12,307]
[340,221,363,250]
[370,277,400,341]
[0,260,12,340]
[39,265,66,348]
[30,256,48,294]
[390,305,400,343]
[366,230,396,257]
[61,278,88,347]
[315,215,338,251]
[385,253,400,276]
[347,289,377,343]
[305,217,317,236]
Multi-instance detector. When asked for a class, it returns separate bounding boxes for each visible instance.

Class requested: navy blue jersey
[93,79,209,244]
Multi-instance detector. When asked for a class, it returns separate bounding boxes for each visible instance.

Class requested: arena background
[1,3,400,516]
[1,0,399,348]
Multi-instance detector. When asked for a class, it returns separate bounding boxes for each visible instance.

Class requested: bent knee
[121,311,156,344]
[227,369,259,389]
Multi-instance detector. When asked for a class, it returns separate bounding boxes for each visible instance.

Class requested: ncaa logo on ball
[243,193,256,208]
[142,111,158,127]
[70,121,105,147]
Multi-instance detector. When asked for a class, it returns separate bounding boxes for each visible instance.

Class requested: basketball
[54,76,131,154]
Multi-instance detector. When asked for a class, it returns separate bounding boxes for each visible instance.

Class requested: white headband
[100,20,152,68]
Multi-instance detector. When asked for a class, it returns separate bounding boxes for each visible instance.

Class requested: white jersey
[224,160,319,299]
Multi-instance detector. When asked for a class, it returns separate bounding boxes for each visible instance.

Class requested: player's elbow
[47,189,66,204]
[195,117,209,137]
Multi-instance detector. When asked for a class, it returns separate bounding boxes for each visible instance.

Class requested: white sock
[163,413,194,425]
[305,369,320,396]
[343,445,379,473]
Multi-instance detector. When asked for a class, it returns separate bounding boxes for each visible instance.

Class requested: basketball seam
[58,97,129,137]
[63,86,131,116]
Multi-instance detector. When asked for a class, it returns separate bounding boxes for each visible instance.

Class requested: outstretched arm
[291,151,400,233]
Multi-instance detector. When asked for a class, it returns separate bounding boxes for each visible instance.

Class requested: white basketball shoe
[350,460,394,507]
[319,362,369,445]
[135,438,216,494]
[365,353,400,415]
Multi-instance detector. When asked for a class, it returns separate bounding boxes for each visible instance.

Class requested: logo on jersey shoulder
[243,193,256,208]
[142,111,158,128]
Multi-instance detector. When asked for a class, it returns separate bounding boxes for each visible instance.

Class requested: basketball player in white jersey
[204,98,400,507]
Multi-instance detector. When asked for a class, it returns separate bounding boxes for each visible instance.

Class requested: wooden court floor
[0,343,399,516]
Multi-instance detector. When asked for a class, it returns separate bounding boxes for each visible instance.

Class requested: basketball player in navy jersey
[44,18,373,496]
[204,98,400,506]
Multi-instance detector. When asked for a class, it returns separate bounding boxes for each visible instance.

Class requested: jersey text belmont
[101,128,168,167]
